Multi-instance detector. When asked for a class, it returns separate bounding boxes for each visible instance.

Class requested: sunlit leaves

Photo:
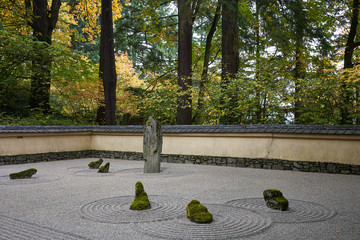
[69,0,125,43]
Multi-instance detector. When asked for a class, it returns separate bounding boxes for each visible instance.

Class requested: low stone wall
[1,150,359,175]
[1,125,360,175]
[0,151,94,165]
[161,154,360,175]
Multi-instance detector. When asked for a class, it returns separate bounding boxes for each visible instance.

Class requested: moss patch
[186,200,213,224]
[263,189,283,201]
[88,158,103,169]
[130,181,151,210]
[9,168,37,179]
[98,162,110,173]
[263,189,289,211]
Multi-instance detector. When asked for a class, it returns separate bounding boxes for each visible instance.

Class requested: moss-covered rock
[266,196,289,211]
[9,168,37,179]
[186,200,213,224]
[263,189,289,211]
[130,181,151,210]
[98,162,110,173]
[88,158,103,169]
[263,189,283,201]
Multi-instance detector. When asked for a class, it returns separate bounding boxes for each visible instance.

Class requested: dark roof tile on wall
[0,125,360,135]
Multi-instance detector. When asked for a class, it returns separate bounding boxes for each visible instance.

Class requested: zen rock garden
[9,168,37,179]
[2,150,346,240]
[129,181,214,224]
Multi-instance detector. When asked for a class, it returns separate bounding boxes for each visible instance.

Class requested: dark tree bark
[193,1,221,124]
[177,0,193,125]
[294,38,305,124]
[291,0,306,124]
[99,0,117,125]
[220,0,239,124]
[344,0,360,69]
[342,0,360,124]
[29,0,61,113]
[254,0,262,123]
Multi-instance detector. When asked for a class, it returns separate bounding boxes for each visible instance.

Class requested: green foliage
[0,22,100,125]
[137,78,178,125]
[1,1,358,126]
[0,27,33,115]
[0,111,86,126]
[114,0,177,73]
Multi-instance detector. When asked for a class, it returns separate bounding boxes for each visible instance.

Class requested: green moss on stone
[9,168,37,179]
[263,189,289,211]
[98,162,110,173]
[130,181,151,210]
[263,189,283,201]
[186,200,213,224]
[88,158,103,169]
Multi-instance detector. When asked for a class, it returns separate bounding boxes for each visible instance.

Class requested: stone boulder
[143,117,162,173]
[263,189,289,211]
[98,162,110,173]
[130,181,151,210]
[186,200,213,224]
[9,168,37,179]
[88,158,103,169]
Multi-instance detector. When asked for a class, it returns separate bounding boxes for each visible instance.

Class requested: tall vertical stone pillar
[143,117,162,173]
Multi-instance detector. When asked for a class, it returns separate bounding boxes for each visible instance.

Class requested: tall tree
[193,0,221,123]
[177,0,193,125]
[114,1,177,74]
[221,0,239,124]
[99,0,117,125]
[292,0,306,123]
[344,0,360,69]
[28,0,61,112]
[342,0,360,124]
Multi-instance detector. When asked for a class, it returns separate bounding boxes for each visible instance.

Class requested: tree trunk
[344,0,359,69]
[293,0,305,124]
[254,0,262,123]
[194,1,221,124]
[100,0,117,125]
[177,0,193,125]
[342,0,360,124]
[29,0,61,113]
[294,38,305,124]
[220,0,239,124]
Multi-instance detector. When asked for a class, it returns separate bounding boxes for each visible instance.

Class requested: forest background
[1,0,360,126]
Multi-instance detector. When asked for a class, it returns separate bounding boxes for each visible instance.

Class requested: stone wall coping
[0,124,360,135]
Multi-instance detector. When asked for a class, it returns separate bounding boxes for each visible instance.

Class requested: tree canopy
[0,0,359,125]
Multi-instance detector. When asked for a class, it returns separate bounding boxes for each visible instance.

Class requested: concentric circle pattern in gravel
[135,204,272,240]
[79,195,189,223]
[0,174,63,185]
[113,167,192,178]
[225,198,336,223]
[73,169,114,177]
[0,214,87,240]
[67,166,87,172]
